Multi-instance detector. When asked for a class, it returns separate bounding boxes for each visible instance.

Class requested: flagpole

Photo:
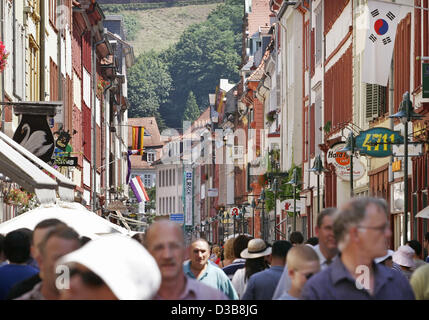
[370,0,429,11]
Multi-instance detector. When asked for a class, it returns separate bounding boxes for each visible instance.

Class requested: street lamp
[271,178,279,241]
[389,91,423,244]
[340,132,358,198]
[240,205,246,234]
[259,188,266,241]
[308,154,328,214]
[251,198,256,237]
[287,168,300,232]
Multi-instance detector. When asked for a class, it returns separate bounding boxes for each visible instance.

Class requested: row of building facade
[0,0,134,223]
[153,0,429,250]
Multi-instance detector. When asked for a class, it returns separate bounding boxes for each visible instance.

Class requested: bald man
[145,220,227,300]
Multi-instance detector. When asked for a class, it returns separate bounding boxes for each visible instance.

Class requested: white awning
[0,202,134,238]
[416,206,429,219]
[0,131,76,203]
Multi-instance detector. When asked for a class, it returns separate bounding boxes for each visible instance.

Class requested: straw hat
[392,245,416,268]
[240,238,272,259]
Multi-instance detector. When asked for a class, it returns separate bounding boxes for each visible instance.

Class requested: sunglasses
[295,269,315,280]
[69,267,105,287]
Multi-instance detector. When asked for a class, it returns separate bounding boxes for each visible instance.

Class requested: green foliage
[160,2,243,128]
[123,14,141,41]
[100,0,225,13]
[125,1,243,130]
[264,165,303,212]
[183,91,201,122]
[127,50,172,131]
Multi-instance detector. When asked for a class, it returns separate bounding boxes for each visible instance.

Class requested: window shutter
[14,22,24,99]
[365,84,386,120]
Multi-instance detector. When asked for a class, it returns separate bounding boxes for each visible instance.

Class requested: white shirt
[312,244,338,270]
[231,268,247,299]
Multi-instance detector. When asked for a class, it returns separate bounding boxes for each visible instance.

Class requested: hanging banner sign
[184,171,193,226]
[327,143,366,181]
[355,127,403,157]
[423,63,429,99]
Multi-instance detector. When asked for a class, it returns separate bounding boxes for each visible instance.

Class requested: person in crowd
[424,232,429,263]
[79,236,92,247]
[16,225,81,300]
[131,233,145,246]
[305,237,319,247]
[301,197,415,299]
[290,231,304,246]
[183,238,238,300]
[17,228,38,269]
[210,244,222,265]
[242,240,292,300]
[410,264,429,300]
[0,229,39,300]
[313,208,339,270]
[0,234,7,267]
[145,220,227,300]
[232,238,271,299]
[220,238,235,268]
[57,234,161,300]
[222,235,250,280]
[277,245,320,300]
[374,249,394,268]
[406,240,426,270]
[7,219,67,300]
[392,245,416,280]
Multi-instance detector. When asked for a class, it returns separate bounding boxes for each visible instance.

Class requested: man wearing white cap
[56,234,161,300]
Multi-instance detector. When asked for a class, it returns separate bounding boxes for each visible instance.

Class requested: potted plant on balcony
[266,110,277,123]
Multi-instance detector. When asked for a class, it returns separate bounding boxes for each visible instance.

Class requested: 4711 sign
[355,127,404,157]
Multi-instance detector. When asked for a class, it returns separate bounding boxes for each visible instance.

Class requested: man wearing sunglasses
[301,197,415,300]
[277,245,320,300]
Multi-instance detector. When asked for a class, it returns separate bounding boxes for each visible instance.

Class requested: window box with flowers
[97,79,109,96]
[0,41,10,73]
[4,188,38,214]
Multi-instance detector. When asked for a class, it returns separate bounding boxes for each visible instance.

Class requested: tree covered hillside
[127,0,243,131]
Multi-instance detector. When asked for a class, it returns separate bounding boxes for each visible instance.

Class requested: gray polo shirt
[301,256,415,300]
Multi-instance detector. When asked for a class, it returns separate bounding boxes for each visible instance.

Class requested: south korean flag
[361,0,411,86]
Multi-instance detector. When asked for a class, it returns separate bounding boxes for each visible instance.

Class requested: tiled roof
[247,0,272,37]
[247,44,272,82]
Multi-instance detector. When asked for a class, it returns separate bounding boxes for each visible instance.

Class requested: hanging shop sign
[54,156,78,167]
[280,199,303,212]
[12,104,58,163]
[327,142,366,181]
[184,170,193,226]
[355,127,403,158]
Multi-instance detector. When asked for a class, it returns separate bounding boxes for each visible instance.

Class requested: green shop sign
[355,127,404,158]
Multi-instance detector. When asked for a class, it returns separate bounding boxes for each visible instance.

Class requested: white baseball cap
[374,249,394,264]
[57,234,161,300]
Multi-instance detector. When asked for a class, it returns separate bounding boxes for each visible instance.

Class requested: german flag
[132,126,144,155]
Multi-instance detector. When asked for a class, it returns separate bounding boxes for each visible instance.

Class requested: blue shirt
[184,260,239,300]
[301,256,415,300]
[241,266,284,300]
[0,264,39,300]
[222,258,245,280]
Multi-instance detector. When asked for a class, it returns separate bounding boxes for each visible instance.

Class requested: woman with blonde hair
[220,238,235,268]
